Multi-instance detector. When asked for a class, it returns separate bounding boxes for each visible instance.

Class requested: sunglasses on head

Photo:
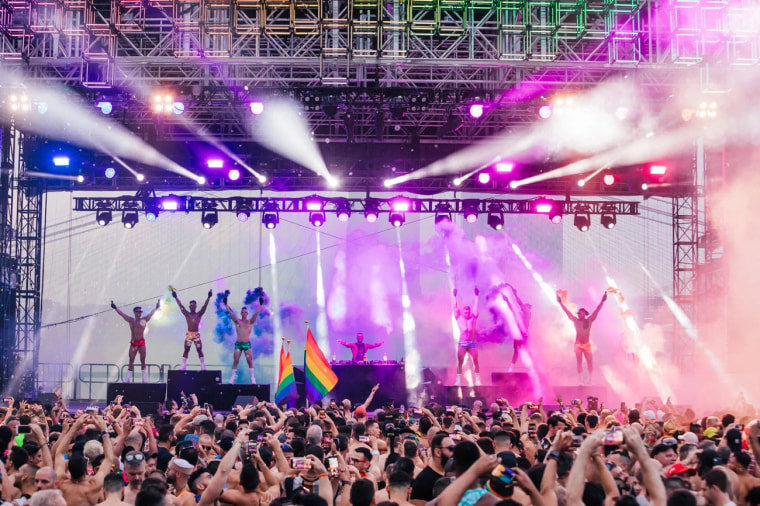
[125,453,145,463]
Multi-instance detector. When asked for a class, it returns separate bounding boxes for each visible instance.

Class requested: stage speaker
[107,383,167,404]
[232,395,256,407]
[490,372,535,405]
[420,367,447,404]
[216,385,270,410]
[166,370,222,406]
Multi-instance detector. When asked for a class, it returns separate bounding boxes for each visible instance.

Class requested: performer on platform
[172,289,212,370]
[453,286,480,386]
[223,291,263,384]
[505,285,531,372]
[557,291,607,385]
[110,299,160,383]
[336,333,384,362]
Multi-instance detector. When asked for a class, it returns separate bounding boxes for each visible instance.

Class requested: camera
[384,423,400,438]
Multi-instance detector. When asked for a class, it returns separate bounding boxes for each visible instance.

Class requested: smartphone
[571,434,584,448]
[86,406,98,414]
[491,464,514,485]
[358,435,370,443]
[203,403,209,410]
[3,398,11,404]
[319,410,326,418]
[328,456,339,477]
[571,399,581,407]
[16,425,31,434]
[620,402,626,411]
[451,432,462,440]
[735,424,744,431]
[134,419,144,426]
[291,457,312,470]
[603,429,623,446]
[587,397,599,412]
[528,423,536,438]
[266,402,275,409]
[247,442,258,454]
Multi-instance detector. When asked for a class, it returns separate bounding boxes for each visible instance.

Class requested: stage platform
[330,364,405,410]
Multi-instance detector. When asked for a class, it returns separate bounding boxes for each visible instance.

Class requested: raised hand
[155,299,161,309]
[172,291,177,298]
[207,289,212,299]
[453,288,458,297]
[259,296,264,305]
[602,292,608,302]
[223,292,229,305]
[111,300,117,309]
[474,286,480,296]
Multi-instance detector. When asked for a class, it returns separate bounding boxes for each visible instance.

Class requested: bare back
[60,478,103,506]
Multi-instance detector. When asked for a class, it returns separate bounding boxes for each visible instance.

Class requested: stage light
[477,172,491,184]
[469,104,484,119]
[389,212,405,227]
[487,203,504,231]
[262,201,279,229]
[207,159,224,169]
[326,176,340,189]
[250,102,264,115]
[603,174,615,186]
[160,196,181,211]
[452,178,463,187]
[309,211,326,227]
[549,209,563,224]
[235,199,251,222]
[533,200,553,214]
[391,197,411,212]
[122,210,139,229]
[538,105,553,119]
[97,101,113,115]
[197,176,206,185]
[305,197,324,211]
[96,210,112,226]
[434,203,452,224]
[172,102,185,115]
[105,167,116,179]
[574,213,590,232]
[257,174,267,184]
[201,210,218,229]
[53,156,70,167]
[577,179,586,187]
[495,162,514,173]
[364,199,380,223]
[136,174,145,182]
[36,102,48,115]
[236,208,250,222]
[9,94,30,113]
[145,206,159,222]
[228,169,241,181]
[649,165,667,175]
[335,199,351,222]
[462,200,479,224]
[601,213,616,229]
[76,175,85,183]
[641,183,649,191]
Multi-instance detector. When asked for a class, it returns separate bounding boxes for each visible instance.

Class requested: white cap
[679,432,699,445]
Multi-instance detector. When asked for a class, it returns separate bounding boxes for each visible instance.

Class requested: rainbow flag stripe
[304,329,338,402]
[274,346,297,405]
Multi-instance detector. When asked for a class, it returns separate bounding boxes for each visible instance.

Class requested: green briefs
[234,341,251,351]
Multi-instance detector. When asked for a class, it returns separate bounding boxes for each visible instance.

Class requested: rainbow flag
[304,328,338,402]
[275,346,297,405]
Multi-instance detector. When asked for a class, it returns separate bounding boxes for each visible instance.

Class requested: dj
[336,333,384,362]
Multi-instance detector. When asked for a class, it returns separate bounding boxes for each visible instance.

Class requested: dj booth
[329,362,406,410]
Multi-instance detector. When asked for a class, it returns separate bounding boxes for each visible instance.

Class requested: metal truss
[73,193,639,215]
[0,124,17,391]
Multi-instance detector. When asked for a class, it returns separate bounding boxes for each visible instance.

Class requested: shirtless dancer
[557,291,607,385]
[504,284,531,372]
[453,287,480,386]
[223,292,263,384]
[111,299,160,382]
[172,289,212,370]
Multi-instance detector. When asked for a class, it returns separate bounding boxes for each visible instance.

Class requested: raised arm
[144,299,161,321]
[172,290,187,314]
[199,430,246,506]
[336,340,351,348]
[111,301,132,322]
[91,416,114,488]
[366,341,384,349]
[250,296,264,323]
[198,289,212,316]
[556,295,577,322]
[224,303,240,324]
[472,286,480,318]
[361,384,380,410]
[622,427,665,506]
[589,292,608,321]
[55,416,87,478]
[452,288,460,319]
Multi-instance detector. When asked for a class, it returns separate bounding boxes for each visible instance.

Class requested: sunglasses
[350,458,367,464]
[201,446,213,451]
[125,453,145,463]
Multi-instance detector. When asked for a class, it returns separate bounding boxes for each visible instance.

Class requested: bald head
[35,467,56,491]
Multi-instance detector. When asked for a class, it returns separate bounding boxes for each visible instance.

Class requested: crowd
[0,388,759,506]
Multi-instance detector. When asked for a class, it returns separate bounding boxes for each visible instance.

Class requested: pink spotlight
[337,211,349,222]
[535,202,553,214]
[228,169,241,181]
[469,104,484,119]
[250,102,264,115]
[305,199,323,211]
[391,198,411,212]
[495,162,514,173]
[538,105,553,119]
[207,159,224,169]
[649,164,667,175]
[478,172,491,184]
[365,213,378,223]
[603,174,615,185]
[550,214,562,224]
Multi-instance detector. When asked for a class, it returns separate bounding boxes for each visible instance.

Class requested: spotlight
[227,169,241,181]
[574,213,590,232]
[136,174,145,182]
[364,199,380,223]
[105,167,116,179]
[122,210,139,229]
[649,165,667,175]
[96,101,113,115]
[487,203,504,231]
[207,159,224,169]
[335,199,351,222]
[577,179,586,187]
[76,175,85,183]
[305,197,324,212]
[603,174,615,186]
[197,176,206,185]
[538,105,553,119]
[391,197,411,212]
[389,212,405,227]
[201,210,218,229]
[250,101,264,115]
[477,172,491,184]
[9,94,30,113]
[257,174,267,184]
[160,196,182,211]
[601,213,616,229]
[434,203,452,224]
[309,211,326,227]
[235,200,251,222]
[462,200,479,224]
[469,104,484,119]
[145,205,159,222]
[495,162,514,173]
[549,208,563,224]
[533,199,554,214]
[36,102,48,115]
[96,210,112,226]
[262,201,279,229]
[53,156,70,167]
[172,102,185,115]
[641,183,649,191]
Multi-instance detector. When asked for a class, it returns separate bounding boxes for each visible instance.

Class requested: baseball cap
[703,427,720,439]
[355,406,367,418]
[667,462,696,478]
[651,443,676,458]
[678,432,699,445]
[724,428,743,452]
[193,415,209,425]
[698,449,721,471]
[496,451,518,469]
[169,458,194,475]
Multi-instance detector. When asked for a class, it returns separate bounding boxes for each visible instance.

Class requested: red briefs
[130,339,146,348]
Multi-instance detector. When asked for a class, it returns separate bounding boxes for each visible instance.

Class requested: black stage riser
[329,365,406,410]
[215,385,270,410]
[107,383,167,404]
[166,370,223,406]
